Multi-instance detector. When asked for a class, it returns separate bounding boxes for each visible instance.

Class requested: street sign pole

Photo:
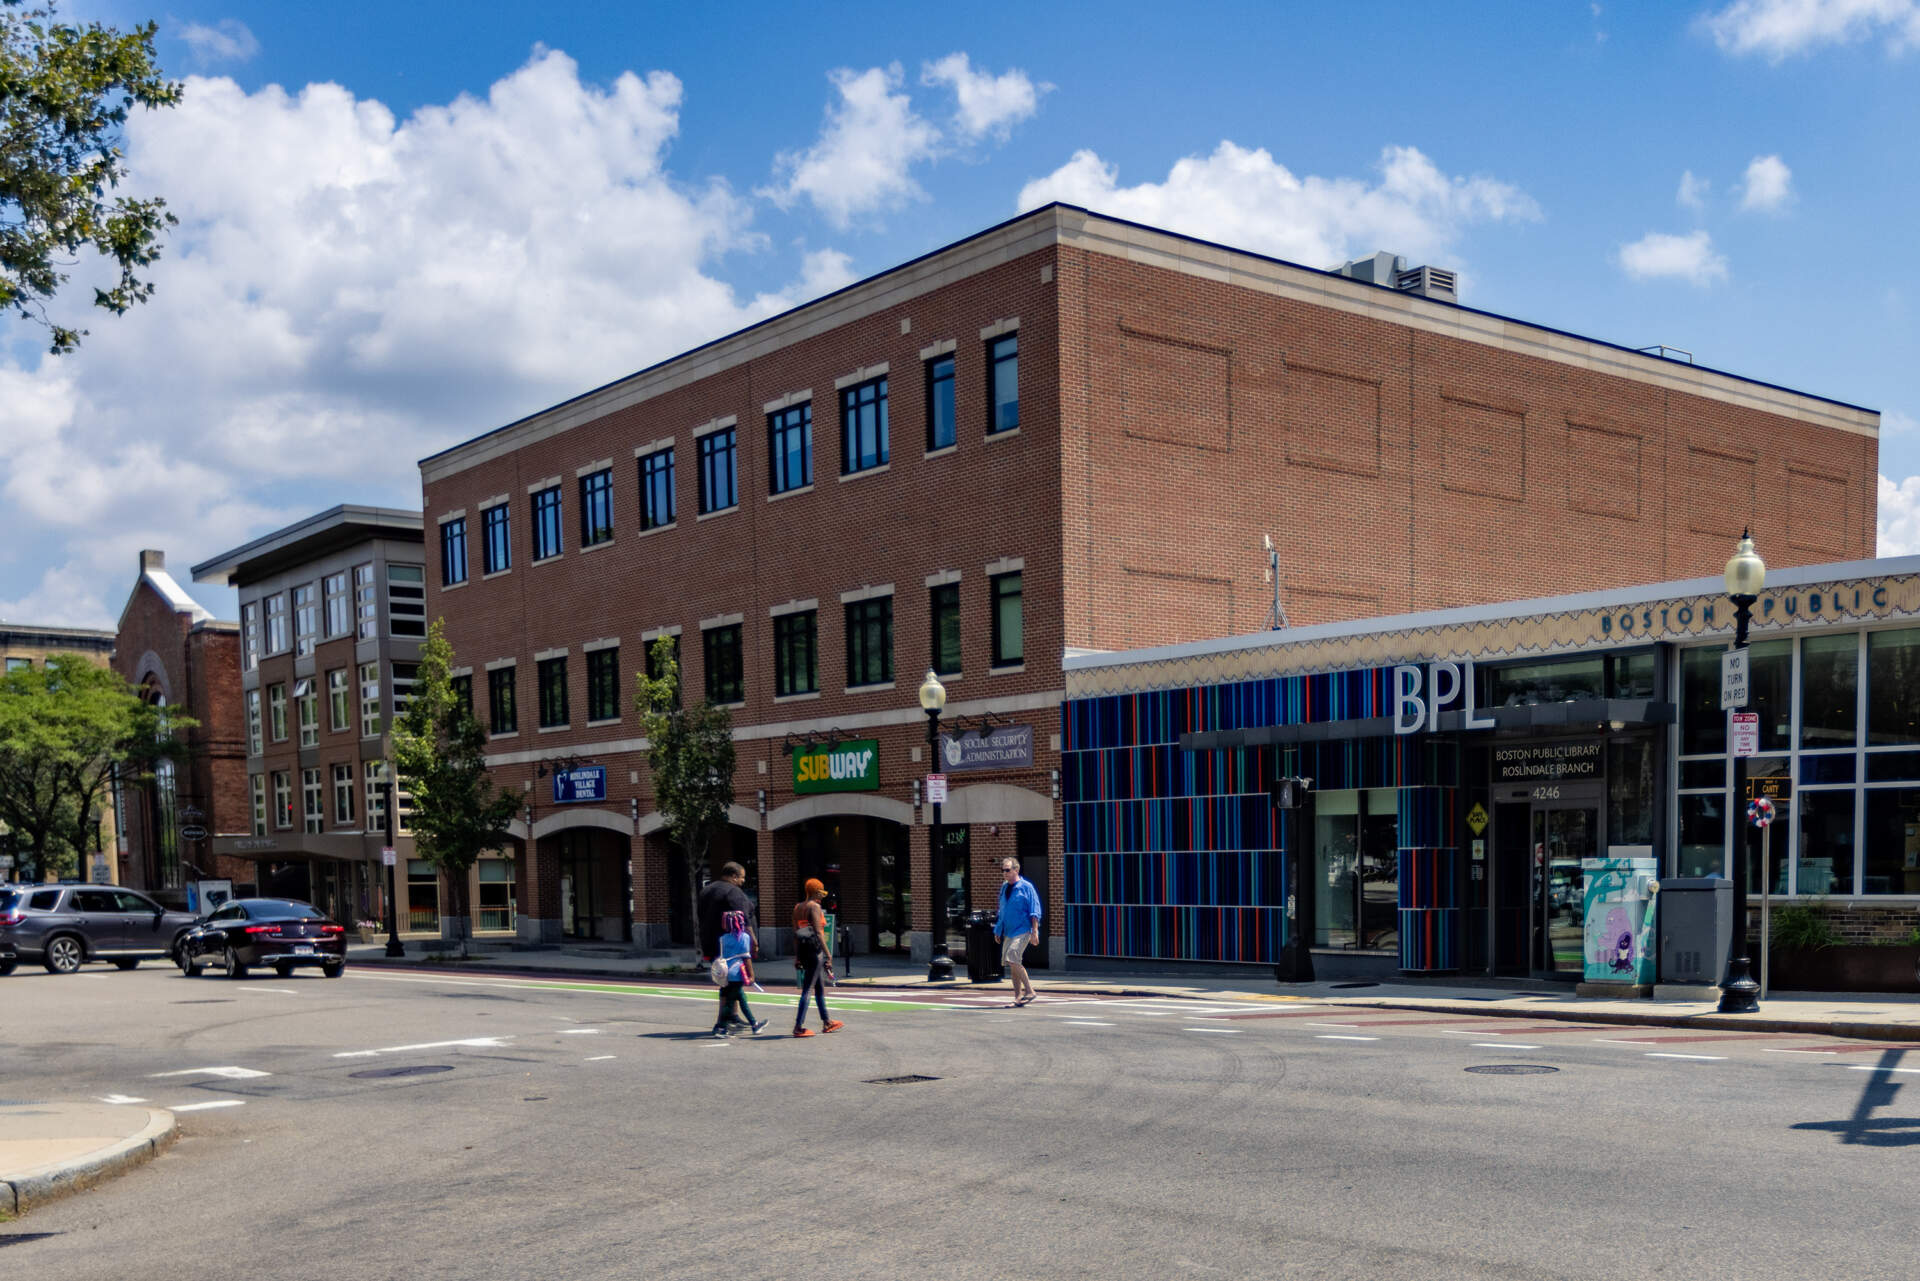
[1271,774,1315,983]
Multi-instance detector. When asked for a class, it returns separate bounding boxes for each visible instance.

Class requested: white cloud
[1885,408,1919,435]
[1705,0,1920,60]
[1678,170,1711,211]
[1017,142,1540,269]
[921,53,1047,140]
[1739,154,1794,210]
[761,64,941,228]
[0,47,852,628]
[177,18,260,65]
[1879,472,1920,554]
[1616,229,1729,284]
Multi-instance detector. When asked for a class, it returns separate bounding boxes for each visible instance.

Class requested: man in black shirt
[697,862,754,1033]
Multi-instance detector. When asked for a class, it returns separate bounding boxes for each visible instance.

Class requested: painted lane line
[170,1100,246,1112]
[1593,1039,1656,1046]
[1609,1032,1788,1044]
[151,1066,270,1080]
[1473,1043,1540,1050]
[1315,1035,1380,1042]
[1341,1017,1492,1027]
[1646,1052,1727,1061]
[1183,1027,1243,1034]
[1303,1022,1362,1029]
[585,1055,616,1062]
[1063,1021,1116,1027]
[1213,1009,1343,1021]
[1763,1047,1840,1055]
[1839,1065,1920,1074]
[348,971,933,1012]
[1441,1030,1487,1036]
[1819,1042,1920,1054]
[96,1094,148,1105]
[334,1037,512,1059]
[559,1028,602,1035]
[235,987,299,995]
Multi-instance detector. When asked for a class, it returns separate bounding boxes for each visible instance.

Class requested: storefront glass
[478,858,515,932]
[1868,628,1920,745]
[1680,647,1727,757]
[1800,634,1858,748]
[1606,738,1656,846]
[1482,657,1601,708]
[1864,788,1920,896]
[1359,789,1399,949]
[406,858,440,931]
[1313,790,1359,947]
[1797,790,1856,895]
[1677,793,1727,878]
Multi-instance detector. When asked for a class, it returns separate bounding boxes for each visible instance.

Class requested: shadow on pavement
[1792,1048,1920,1146]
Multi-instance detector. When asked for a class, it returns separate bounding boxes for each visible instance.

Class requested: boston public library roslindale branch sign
[792,739,881,794]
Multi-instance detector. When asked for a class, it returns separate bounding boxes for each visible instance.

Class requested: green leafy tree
[2,0,183,352]
[0,653,189,881]
[635,635,736,940]
[392,620,519,956]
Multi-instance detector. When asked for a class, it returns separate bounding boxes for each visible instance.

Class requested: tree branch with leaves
[635,635,736,940]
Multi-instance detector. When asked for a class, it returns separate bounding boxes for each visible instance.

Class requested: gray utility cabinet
[1657,877,1734,984]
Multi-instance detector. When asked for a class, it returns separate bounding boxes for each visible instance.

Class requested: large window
[1310,789,1400,949]
[699,428,737,514]
[333,763,356,825]
[587,648,620,722]
[482,503,511,574]
[1801,633,1858,748]
[926,353,955,451]
[579,468,614,547]
[328,668,349,731]
[265,593,288,654]
[845,596,893,688]
[538,656,569,728]
[769,404,812,494]
[365,760,389,837]
[251,774,267,836]
[841,377,888,475]
[991,571,1023,667]
[293,584,318,656]
[531,485,563,560]
[268,682,287,742]
[246,689,262,756]
[354,563,378,638]
[272,770,292,830]
[988,333,1018,434]
[774,611,817,697]
[303,768,324,834]
[360,662,381,737]
[387,565,426,638]
[441,518,469,585]
[1868,629,1920,745]
[489,666,517,735]
[241,602,259,671]
[703,624,743,704]
[639,448,675,530]
[391,663,418,719]
[324,571,349,637]
[296,678,318,747]
[930,582,961,675]
[478,859,517,932]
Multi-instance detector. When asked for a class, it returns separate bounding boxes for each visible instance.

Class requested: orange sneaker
[793,1028,816,1038]
[822,1019,845,1034]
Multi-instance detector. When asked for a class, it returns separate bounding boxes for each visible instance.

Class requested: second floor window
[303,768,324,834]
[483,503,511,573]
[246,689,262,755]
[927,354,955,451]
[532,485,563,560]
[639,448,675,530]
[442,517,469,585]
[296,679,318,747]
[645,635,681,709]
[328,669,350,731]
[845,596,894,688]
[699,428,737,514]
[931,582,961,675]
[992,571,1024,667]
[387,565,426,637]
[703,624,743,704]
[251,774,266,836]
[989,333,1018,433]
[769,403,812,495]
[579,469,614,547]
[323,572,349,636]
[268,682,287,741]
[360,662,381,737]
[273,771,293,830]
[774,611,817,697]
[587,648,619,722]
[842,376,888,475]
[333,763,356,825]
[538,656,569,728]
[265,593,288,654]
[488,666,517,735]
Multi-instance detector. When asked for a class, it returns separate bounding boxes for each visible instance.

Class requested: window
[303,768,324,834]
[268,683,287,742]
[478,859,517,931]
[698,427,737,514]
[639,448,675,530]
[645,636,680,709]
[386,565,426,638]
[328,669,349,731]
[1801,633,1857,748]
[246,689,263,755]
[990,571,1023,667]
[930,582,961,675]
[451,674,473,714]
[265,593,289,654]
[587,648,620,722]
[538,657,569,728]
[845,596,893,688]
[531,485,563,560]
[1869,628,1920,745]
[988,333,1018,433]
[251,774,267,837]
[441,517,469,585]
[272,771,293,830]
[482,503,512,574]
[296,678,318,747]
[365,760,389,836]
[769,403,812,494]
[579,469,614,547]
[407,858,440,931]
[774,611,817,697]
[333,763,356,825]
[293,584,318,656]
[703,624,743,704]
[360,662,381,737]
[926,354,955,451]
[3,657,29,672]
[841,377,888,475]
[391,663,418,719]
[241,602,259,671]
[324,572,349,636]
[489,666,517,735]
[354,563,378,638]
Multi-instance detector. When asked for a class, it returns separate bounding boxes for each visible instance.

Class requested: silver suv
[0,884,200,975]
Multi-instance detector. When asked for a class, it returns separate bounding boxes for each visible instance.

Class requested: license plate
[295,945,314,954]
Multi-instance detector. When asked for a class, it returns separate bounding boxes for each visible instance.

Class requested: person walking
[790,878,843,1038]
[994,858,1042,1006]
[715,909,766,1037]
[698,863,765,1037]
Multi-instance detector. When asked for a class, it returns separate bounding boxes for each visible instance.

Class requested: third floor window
[774,611,817,698]
[441,517,469,585]
[768,403,812,495]
[845,596,894,688]
[639,448,675,530]
[703,624,743,704]
[989,333,1019,434]
[699,428,737,514]
[483,503,511,574]
[579,469,614,547]
[927,354,955,451]
[538,656,569,728]
[842,376,888,475]
[531,485,563,561]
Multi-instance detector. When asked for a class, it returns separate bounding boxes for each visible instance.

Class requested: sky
[4,0,1920,628]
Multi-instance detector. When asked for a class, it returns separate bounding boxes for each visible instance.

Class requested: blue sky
[4,0,1918,626]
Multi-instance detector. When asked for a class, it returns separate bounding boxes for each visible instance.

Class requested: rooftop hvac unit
[1395,265,1456,302]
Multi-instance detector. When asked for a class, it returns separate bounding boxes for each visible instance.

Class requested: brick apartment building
[417,202,1877,967]
[1,622,121,884]
[111,550,247,896]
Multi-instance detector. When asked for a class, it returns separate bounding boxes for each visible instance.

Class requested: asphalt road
[3,963,1918,1280]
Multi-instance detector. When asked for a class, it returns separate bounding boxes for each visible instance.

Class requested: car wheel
[274,963,293,978]
[0,960,16,976]
[180,949,203,977]
[114,958,139,971]
[322,961,345,979]
[43,934,85,974]
[225,945,249,979]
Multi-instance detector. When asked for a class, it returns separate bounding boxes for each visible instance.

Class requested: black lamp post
[383,776,405,957]
[1719,530,1766,1013]
[919,670,955,982]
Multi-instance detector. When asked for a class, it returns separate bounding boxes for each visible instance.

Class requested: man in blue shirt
[993,858,1042,1006]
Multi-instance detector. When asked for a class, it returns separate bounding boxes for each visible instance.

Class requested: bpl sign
[1391,660,1496,736]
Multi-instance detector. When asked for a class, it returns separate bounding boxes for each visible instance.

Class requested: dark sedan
[178,898,347,979]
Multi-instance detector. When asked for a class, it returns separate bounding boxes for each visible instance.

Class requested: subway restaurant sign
[793,739,881,793]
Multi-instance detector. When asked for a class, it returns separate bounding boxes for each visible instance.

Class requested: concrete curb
[1,1108,176,1217]
[1327,998,1920,1042]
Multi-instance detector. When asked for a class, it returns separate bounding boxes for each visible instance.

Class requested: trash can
[965,911,1001,983]
[1657,877,1734,985]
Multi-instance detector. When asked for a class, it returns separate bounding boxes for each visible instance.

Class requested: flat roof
[0,623,116,650]
[191,505,423,587]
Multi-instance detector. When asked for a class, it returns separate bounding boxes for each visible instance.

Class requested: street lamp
[383,776,405,957]
[919,670,955,982]
[1719,530,1765,1013]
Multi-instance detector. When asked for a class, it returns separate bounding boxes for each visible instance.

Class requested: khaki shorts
[1001,933,1031,967]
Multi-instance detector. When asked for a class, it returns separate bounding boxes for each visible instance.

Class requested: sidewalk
[0,1103,175,1217]
[341,940,1920,1041]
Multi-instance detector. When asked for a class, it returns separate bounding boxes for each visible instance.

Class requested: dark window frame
[987,333,1018,434]
[768,403,813,495]
[587,647,620,723]
[487,667,517,735]
[844,595,894,688]
[930,582,961,676]
[926,353,956,451]
[537,656,569,728]
[639,448,676,530]
[531,485,563,561]
[774,610,818,698]
[990,571,1023,667]
[703,624,744,704]
[482,503,511,574]
[840,376,889,475]
[579,468,614,547]
[440,518,468,586]
[698,428,738,515]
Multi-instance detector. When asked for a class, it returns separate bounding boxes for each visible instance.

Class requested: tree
[2,0,182,352]
[635,635,736,941]
[392,620,519,956]
[0,653,188,881]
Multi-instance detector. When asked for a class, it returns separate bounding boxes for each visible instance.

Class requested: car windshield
[244,899,326,920]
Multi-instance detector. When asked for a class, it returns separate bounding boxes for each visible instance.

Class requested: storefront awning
[1179,698,1674,752]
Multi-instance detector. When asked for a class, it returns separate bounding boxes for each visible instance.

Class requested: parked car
[0,884,200,974]
[178,898,347,979]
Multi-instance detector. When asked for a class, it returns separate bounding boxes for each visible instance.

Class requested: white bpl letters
[1427,661,1461,733]
[1393,665,1425,735]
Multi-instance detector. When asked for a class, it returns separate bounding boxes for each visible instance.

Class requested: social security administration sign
[939,724,1034,772]
[793,739,880,793]
[552,765,607,804]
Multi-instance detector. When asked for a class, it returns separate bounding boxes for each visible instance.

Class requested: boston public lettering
[1493,741,1602,783]
[793,739,881,794]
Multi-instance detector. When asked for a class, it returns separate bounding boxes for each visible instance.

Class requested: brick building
[0,622,121,884]
[417,202,1877,967]
[111,550,246,895]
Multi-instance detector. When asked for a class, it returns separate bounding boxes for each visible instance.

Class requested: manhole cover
[864,1074,941,1085]
[0,1234,61,1248]
[349,1064,454,1080]
[1465,1064,1560,1075]
[1329,981,1379,989]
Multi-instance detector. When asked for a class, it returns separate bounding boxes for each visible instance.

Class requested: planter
[356,927,382,944]
[1768,945,1920,993]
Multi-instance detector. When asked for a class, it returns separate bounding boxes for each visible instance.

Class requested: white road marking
[96,1094,148,1105]
[559,1028,602,1035]
[235,987,299,995]
[1646,1052,1726,1061]
[150,1066,270,1080]
[1594,1039,1653,1046]
[1183,1027,1242,1034]
[1763,1047,1839,1055]
[585,1055,616,1061]
[1315,1035,1379,1042]
[1063,1020,1115,1027]
[170,1100,246,1112]
[1304,1022,1361,1029]
[333,1037,512,1059]
[1839,1064,1920,1074]
[1473,1043,1540,1049]
[1441,1030,1486,1036]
